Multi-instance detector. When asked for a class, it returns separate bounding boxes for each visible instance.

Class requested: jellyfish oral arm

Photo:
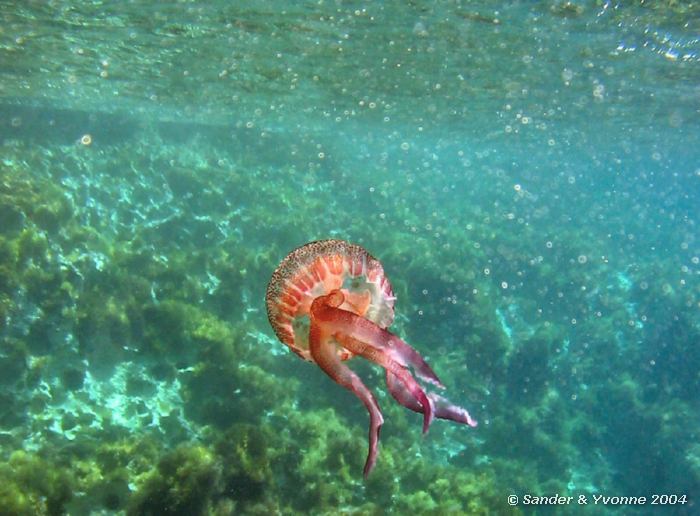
[334,331,435,435]
[308,314,384,478]
[309,290,476,476]
[312,291,442,383]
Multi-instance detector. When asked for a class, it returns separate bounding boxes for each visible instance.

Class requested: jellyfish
[265,239,476,477]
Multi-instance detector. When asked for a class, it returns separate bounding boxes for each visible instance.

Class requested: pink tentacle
[387,371,477,427]
[429,392,478,427]
[309,290,477,477]
[386,370,424,412]
[382,333,445,388]
[335,332,435,433]
[308,321,383,477]
[342,316,444,388]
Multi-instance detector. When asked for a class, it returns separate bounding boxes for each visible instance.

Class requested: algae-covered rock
[0,337,28,387]
[183,318,294,429]
[279,408,367,511]
[60,366,85,391]
[0,451,73,516]
[127,444,219,516]
[76,294,132,377]
[140,300,222,357]
[0,161,73,237]
[16,229,50,267]
[397,490,437,513]
[214,423,272,505]
[506,327,557,402]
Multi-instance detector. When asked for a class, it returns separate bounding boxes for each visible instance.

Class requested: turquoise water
[1,1,698,514]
